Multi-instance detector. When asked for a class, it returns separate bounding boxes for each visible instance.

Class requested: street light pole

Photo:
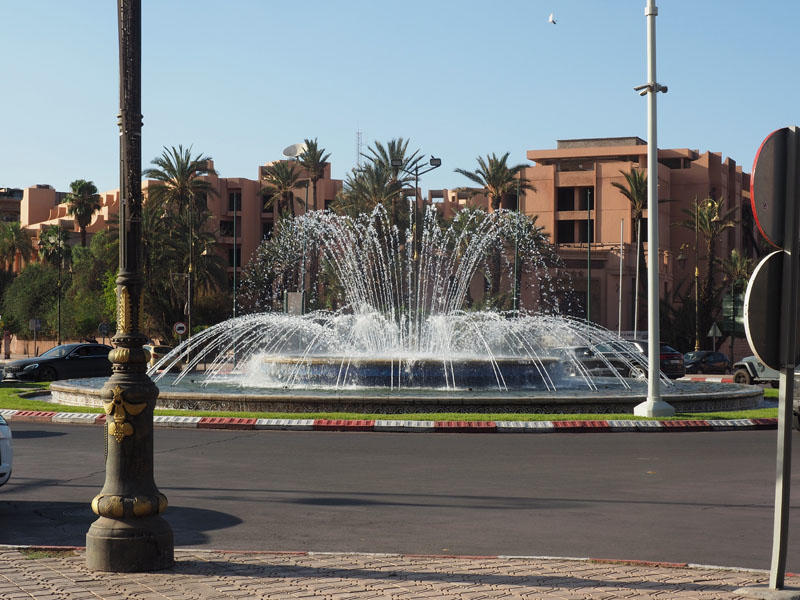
[86,0,173,571]
[633,0,674,417]
[586,188,592,324]
[694,200,700,351]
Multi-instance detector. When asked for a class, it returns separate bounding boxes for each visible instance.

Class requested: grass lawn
[0,381,778,422]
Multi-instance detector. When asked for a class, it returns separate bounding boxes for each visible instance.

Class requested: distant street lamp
[390,155,442,260]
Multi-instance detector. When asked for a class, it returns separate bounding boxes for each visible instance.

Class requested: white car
[0,414,11,487]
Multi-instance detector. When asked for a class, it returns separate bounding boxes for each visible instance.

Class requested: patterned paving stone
[0,548,794,599]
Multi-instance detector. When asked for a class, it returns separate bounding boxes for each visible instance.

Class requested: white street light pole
[634,0,674,417]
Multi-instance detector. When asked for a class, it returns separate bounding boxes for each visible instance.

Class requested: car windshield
[39,344,79,358]
[594,341,640,354]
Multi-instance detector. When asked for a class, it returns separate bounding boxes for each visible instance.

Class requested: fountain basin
[50,378,763,415]
[258,356,563,389]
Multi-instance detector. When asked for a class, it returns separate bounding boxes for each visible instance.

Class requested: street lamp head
[390,158,403,168]
[429,156,442,168]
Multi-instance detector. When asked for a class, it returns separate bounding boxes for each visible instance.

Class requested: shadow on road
[10,430,67,439]
[0,501,242,547]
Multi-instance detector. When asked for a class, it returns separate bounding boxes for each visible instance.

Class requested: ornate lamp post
[86,0,173,571]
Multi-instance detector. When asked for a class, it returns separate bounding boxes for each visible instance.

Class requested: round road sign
[743,250,800,370]
[173,321,187,336]
[751,127,790,249]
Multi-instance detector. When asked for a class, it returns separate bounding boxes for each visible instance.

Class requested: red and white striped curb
[0,409,778,433]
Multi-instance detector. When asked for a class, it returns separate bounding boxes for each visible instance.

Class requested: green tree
[679,197,737,349]
[363,138,423,230]
[454,152,530,212]
[142,145,224,339]
[1,263,58,337]
[298,138,330,212]
[611,169,648,330]
[0,221,34,272]
[65,179,101,247]
[332,164,400,218]
[261,161,303,217]
[454,153,532,297]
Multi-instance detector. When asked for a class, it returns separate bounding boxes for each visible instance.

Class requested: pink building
[520,137,753,337]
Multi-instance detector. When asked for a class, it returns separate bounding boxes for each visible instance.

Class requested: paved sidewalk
[1,547,797,599]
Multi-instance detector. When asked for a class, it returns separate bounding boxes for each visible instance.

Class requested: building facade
[519,137,753,339]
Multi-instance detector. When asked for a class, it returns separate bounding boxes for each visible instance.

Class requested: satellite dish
[282,142,307,158]
[548,12,556,24]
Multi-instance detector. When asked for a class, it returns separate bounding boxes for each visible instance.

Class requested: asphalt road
[2,423,799,572]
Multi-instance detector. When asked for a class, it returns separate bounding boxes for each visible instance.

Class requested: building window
[557,187,574,212]
[262,222,273,240]
[577,219,594,243]
[220,218,240,237]
[228,247,241,267]
[228,190,242,212]
[557,220,575,243]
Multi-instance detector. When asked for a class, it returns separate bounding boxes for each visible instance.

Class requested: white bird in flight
[548,12,557,24]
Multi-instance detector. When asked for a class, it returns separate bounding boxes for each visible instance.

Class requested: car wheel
[733,368,752,385]
[629,366,646,379]
[38,366,57,381]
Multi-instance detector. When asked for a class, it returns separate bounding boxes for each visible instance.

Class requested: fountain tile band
[49,379,762,414]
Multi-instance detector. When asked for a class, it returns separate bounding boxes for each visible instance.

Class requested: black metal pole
[86,0,173,572]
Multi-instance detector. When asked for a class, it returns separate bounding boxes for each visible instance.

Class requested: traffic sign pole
[770,126,799,590]
[739,126,800,597]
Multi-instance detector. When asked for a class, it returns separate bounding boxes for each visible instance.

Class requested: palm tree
[454,153,532,297]
[298,138,330,211]
[334,164,400,218]
[611,168,648,331]
[454,152,531,211]
[143,145,218,338]
[0,221,34,271]
[363,138,423,230]
[679,197,737,349]
[65,179,101,247]
[261,161,303,217]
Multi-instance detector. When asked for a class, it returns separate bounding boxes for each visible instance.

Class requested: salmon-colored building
[516,137,753,337]
[17,160,343,285]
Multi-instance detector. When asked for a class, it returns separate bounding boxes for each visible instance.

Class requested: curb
[0,544,797,578]
[0,409,779,434]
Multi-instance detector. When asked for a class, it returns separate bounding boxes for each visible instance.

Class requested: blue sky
[2,1,798,194]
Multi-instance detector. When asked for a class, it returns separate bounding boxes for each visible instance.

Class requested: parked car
[732,355,779,387]
[684,350,731,374]
[143,344,184,372]
[592,340,685,379]
[2,343,113,381]
[0,414,11,488]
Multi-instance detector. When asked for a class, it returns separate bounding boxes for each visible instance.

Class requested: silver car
[0,414,12,487]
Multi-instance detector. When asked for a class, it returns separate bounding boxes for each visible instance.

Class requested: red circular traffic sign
[751,127,791,249]
[173,321,187,336]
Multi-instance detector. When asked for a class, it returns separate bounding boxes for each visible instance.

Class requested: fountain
[51,205,761,413]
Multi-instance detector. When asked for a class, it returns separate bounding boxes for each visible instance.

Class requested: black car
[591,340,686,379]
[684,350,731,374]
[2,343,113,381]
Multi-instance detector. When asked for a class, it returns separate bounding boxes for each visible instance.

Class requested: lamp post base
[633,399,675,417]
[86,516,174,572]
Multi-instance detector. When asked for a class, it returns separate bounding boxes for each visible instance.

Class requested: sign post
[738,127,800,598]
